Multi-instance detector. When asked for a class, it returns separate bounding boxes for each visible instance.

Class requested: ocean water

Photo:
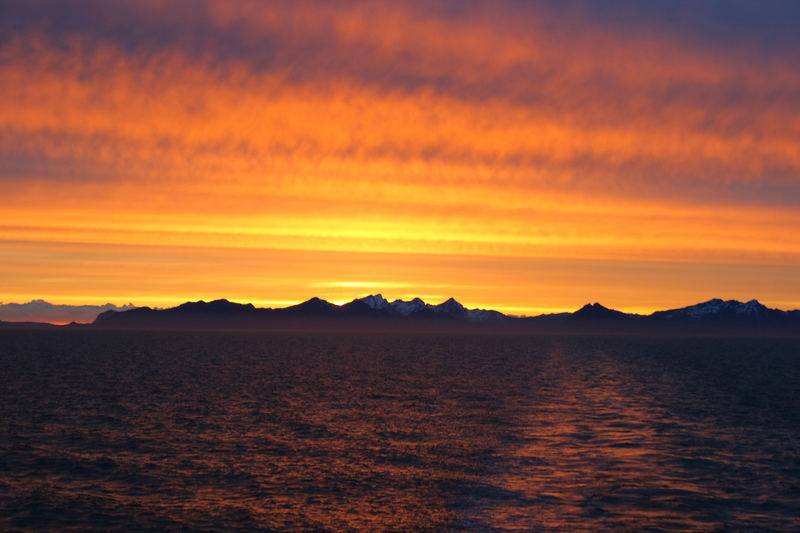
[1,330,799,531]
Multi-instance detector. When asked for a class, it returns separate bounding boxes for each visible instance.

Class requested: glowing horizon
[1,1,798,319]
[2,290,797,326]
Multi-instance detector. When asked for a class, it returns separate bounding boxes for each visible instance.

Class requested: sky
[1,0,799,317]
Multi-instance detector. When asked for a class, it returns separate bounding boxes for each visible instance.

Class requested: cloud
[1,36,796,196]
[0,1,798,311]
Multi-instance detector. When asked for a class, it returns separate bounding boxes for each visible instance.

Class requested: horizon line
[2,294,799,327]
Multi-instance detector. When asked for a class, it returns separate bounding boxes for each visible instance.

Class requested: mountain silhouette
[649,298,785,321]
[0,300,137,324]
[436,297,468,317]
[284,297,339,315]
[82,295,800,335]
[573,302,634,320]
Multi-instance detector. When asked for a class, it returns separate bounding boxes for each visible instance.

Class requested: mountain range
[1,296,797,335]
[83,295,799,334]
[0,300,137,324]
[89,294,506,326]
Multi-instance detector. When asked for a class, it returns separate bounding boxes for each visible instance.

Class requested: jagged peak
[685,298,765,309]
[576,302,615,313]
[391,296,425,304]
[436,297,467,315]
[356,294,390,309]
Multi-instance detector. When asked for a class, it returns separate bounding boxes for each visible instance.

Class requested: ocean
[1,330,799,531]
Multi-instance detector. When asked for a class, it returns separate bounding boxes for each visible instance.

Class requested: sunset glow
[2,1,798,316]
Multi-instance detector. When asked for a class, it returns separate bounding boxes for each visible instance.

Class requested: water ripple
[1,331,798,531]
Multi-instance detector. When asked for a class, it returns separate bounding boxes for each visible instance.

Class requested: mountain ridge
[0,300,137,324]
[83,295,800,334]
[1,296,798,333]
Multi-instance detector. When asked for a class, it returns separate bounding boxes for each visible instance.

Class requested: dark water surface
[1,331,799,531]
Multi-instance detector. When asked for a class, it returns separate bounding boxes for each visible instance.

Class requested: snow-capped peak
[654,298,773,320]
[389,297,428,316]
[357,294,390,310]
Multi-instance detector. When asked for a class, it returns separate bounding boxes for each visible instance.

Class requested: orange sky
[1,1,799,316]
